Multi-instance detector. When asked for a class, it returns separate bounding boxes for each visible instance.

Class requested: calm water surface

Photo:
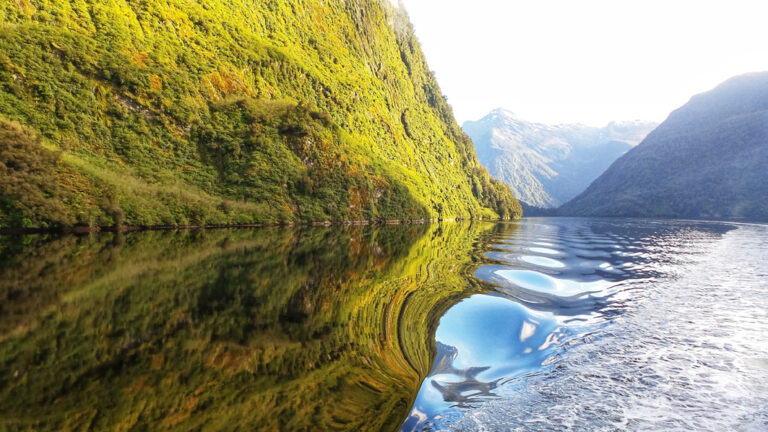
[1,218,766,431]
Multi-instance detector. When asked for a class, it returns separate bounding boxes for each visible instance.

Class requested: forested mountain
[463,109,655,208]
[0,0,520,230]
[560,72,768,221]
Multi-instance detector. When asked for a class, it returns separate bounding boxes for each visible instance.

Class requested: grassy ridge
[0,0,520,229]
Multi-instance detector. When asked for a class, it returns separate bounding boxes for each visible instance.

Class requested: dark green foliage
[519,201,559,217]
[0,119,74,228]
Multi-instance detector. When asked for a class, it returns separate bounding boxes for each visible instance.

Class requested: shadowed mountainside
[560,72,768,221]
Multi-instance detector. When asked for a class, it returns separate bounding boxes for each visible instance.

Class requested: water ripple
[402,218,768,431]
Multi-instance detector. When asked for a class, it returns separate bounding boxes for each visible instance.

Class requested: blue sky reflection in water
[402,218,768,431]
[401,294,561,429]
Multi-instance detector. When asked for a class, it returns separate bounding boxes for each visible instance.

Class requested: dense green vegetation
[0,0,520,229]
[0,222,505,430]
[560,72,768,221]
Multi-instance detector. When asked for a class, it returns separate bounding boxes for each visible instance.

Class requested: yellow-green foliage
[0,222,505,430]
[0,0,520,228]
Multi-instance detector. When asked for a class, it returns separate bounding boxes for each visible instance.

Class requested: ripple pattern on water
[403,218,768,431]
[519,255,566,269]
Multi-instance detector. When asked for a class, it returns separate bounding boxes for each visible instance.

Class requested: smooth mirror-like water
[1,218,767,431]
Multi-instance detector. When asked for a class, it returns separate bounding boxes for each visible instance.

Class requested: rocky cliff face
[0,0,520,229]
[463,109,655,207]
[560,72,768,221]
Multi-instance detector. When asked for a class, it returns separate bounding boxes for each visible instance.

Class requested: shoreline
[0,217,504,235]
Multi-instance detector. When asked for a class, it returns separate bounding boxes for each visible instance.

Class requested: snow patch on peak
[488,108,518,119]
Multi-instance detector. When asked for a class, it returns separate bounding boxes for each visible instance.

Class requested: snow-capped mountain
[463,109,657,208]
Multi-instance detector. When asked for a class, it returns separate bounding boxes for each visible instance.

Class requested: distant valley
[463,109,657,208]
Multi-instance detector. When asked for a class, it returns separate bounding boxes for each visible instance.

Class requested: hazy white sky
[398,0,768,126]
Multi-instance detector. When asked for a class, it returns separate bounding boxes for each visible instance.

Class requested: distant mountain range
[560,72,768,222]
[463,109,657,208]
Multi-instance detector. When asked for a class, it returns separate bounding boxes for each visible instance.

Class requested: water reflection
[402,294,561,431]
[0,223,495,431]
[402,218,739,431]
[520,255,566,269]
[0,218,751,431]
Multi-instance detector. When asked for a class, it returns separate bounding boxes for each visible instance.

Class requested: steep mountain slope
[463,109,655,208]
[560,72,768,221]
[0,0,519,229]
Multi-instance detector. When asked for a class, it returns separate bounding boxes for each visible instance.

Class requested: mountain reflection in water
[2,218,767,431]
[0,223,494,431]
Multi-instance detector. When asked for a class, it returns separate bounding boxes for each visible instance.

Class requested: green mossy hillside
[0,0,520,229]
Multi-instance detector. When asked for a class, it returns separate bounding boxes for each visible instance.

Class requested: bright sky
[398,0,768,126]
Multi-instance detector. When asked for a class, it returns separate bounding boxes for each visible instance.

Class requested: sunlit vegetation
[0,222,507,430]
[0,0,520,229]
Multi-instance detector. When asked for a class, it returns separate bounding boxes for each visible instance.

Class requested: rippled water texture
[2,219,767,431]
[403,218,768,431]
